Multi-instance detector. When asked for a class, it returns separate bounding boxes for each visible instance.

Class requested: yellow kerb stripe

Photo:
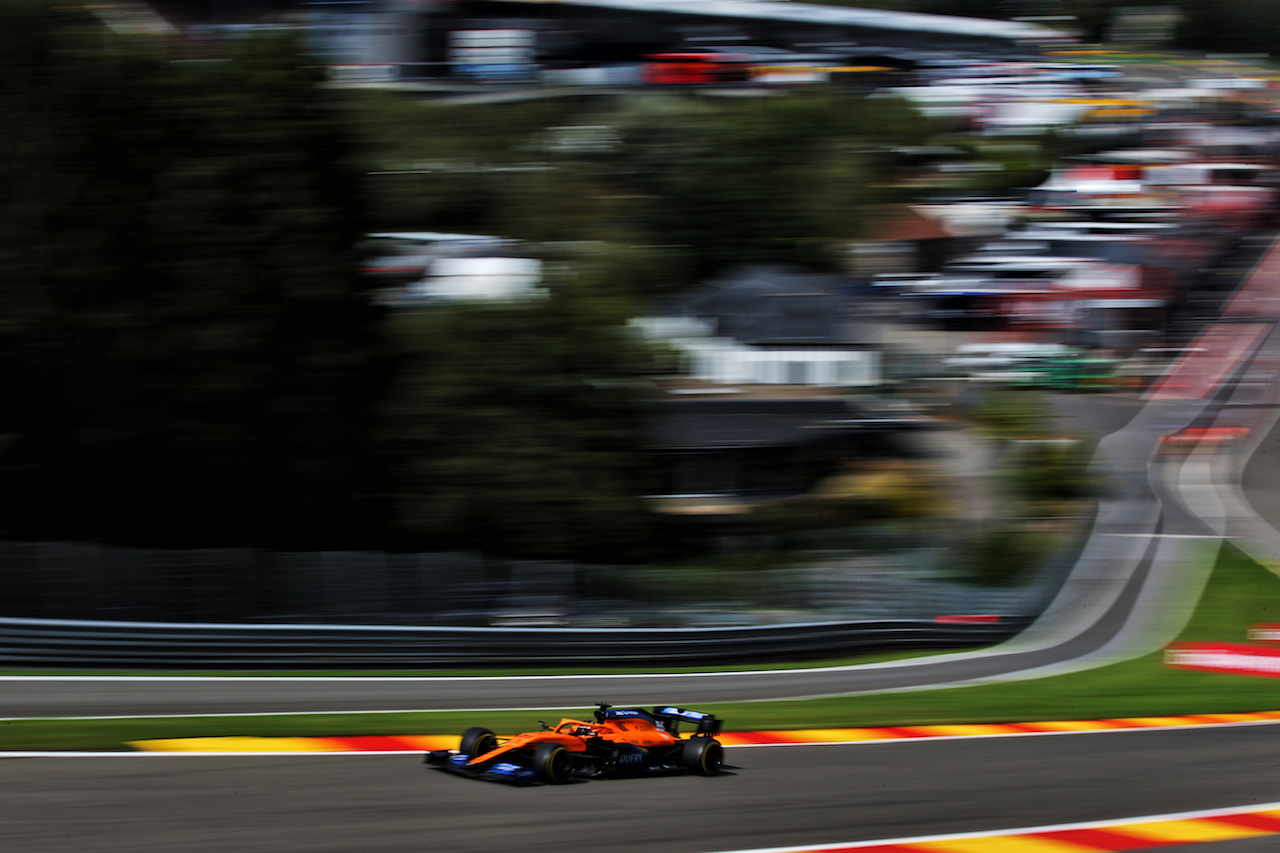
[130,736,338,752]
[909,724,1023,737]
[1018,720,1117,732]
[400,735,456,750]
[1188,712,1268,723]
[780,728,881,742]
[1116,717,1201,727]
[1111,818,1275,843]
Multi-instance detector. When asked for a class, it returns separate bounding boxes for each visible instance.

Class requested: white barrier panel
[1165,642,1280,677]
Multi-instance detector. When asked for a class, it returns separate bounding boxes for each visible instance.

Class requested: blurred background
[2,0,1278,630]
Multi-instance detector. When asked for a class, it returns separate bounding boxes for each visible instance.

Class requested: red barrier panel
[1165,642,1280,678]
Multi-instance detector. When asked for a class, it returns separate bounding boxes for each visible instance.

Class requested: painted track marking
[119,710,1280,753]
[692,803,1280,852]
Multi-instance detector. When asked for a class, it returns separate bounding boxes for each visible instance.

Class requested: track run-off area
[3,720,1280,852]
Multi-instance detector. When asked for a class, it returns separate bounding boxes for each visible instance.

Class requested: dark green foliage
[952,524,1060,585]
[381,273,661,561]
[0,6,384,548]
[347,92,613,236]
[1003,441,1095,508]
[349,88,937,293]
[1174,0,1280,57]
[964,387,1055,441]
[602,92,934,280]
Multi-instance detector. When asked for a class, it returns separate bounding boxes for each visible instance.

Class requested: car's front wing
[425,750,539,785]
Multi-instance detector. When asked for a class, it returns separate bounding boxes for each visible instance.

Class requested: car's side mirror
[539,720,550,730]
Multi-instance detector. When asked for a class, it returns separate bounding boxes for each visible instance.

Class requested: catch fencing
[0,615,1026,669]
[0,541,1045,624]
[0,540,1047,668]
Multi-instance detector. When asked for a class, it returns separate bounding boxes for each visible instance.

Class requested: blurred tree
[381,271,662,561]
[1058,0,1128,41]
[604,92,934,280]
[964,388,1096,518]
[1175,0,1280,57]
[813,459,953,521]
[0,5,385,548]
[346,86,940,295]
[952,524,1056,585]
[965,386,1054,441]
[1003,440,1094,510]
[346,92,603,235]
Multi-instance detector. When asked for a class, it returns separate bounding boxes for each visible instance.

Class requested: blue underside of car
[431,751,540,784]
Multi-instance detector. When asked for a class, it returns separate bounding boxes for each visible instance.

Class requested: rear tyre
[532,742,574,784]
[681,737,724,776]
[460,727,498,759]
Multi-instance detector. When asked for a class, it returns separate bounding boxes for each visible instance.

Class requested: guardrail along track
[0,616,1024,668]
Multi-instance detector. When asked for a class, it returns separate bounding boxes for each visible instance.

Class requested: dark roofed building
[663,264,851,346]
[650,397,859,453]
[640,266,916,524]
[648,396,882,502]
[644,392,931,554]
[634,265,880,386]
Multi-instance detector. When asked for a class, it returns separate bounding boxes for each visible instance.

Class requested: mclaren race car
[425,703,725,785]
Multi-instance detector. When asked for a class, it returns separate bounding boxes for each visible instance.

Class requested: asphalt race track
[4,724,1278,853]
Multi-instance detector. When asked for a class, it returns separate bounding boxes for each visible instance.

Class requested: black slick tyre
[460,727,498,759]
[532,742,573,784]
[681,737,724,776]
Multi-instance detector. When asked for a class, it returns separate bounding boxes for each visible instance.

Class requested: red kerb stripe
[874,727,932,740]
[1038,827,1169,849]
[1210,812,1280,832]
[333,736,419,751]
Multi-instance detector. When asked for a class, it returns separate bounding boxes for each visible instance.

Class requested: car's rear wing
[652,705,723,737]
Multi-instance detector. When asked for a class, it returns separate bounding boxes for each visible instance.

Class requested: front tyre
[460,727,498,759]
[532,742,574,784]
[681,737,724,776]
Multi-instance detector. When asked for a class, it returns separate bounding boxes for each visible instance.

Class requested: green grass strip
[3,545,1278,751]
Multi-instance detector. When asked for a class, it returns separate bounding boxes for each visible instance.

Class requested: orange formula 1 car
[424,703,725,785]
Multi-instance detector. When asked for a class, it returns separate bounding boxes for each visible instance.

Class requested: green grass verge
[3,545,1278,751]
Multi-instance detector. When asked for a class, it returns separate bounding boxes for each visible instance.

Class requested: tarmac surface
[4,723,1277,853]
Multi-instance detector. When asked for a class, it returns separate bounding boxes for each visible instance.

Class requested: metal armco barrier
[0,615,1027,669]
